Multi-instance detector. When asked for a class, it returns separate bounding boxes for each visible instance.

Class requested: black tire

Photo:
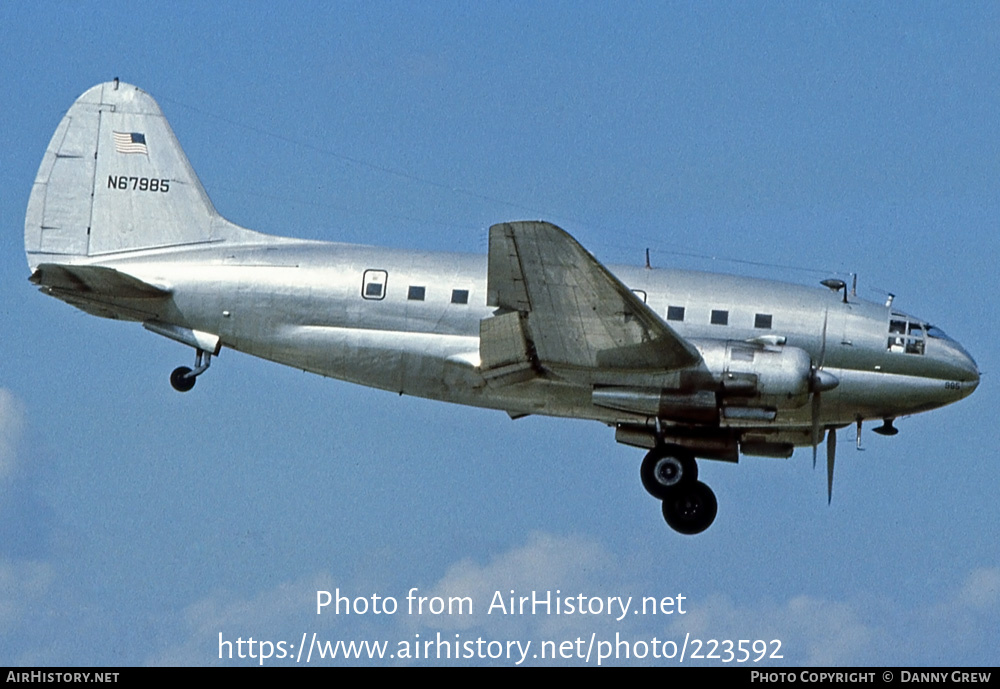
[640,446,697,499]
[170,366,196,392]
[661,481,718,535]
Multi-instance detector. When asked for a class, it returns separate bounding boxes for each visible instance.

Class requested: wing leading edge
[480,221,701,384]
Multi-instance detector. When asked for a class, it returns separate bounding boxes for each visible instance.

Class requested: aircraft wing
[481,221,701,383]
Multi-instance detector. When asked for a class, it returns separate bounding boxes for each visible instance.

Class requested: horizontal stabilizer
[29,263,170,299]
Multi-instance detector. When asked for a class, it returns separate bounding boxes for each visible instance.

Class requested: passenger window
[754,314,772,329]
[711,310,728,326]
[362,270,387,300]
[667,306,685,322]
[451,289,469,305]
[408,286,425,301]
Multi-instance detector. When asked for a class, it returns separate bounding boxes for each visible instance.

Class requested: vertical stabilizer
[25,81,239,271]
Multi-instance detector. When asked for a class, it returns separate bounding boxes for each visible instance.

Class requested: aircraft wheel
[661,481,717,535]
[170,366,196,392]
[641,446,697,499]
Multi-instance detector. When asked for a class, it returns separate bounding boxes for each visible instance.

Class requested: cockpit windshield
[926,325,954,341]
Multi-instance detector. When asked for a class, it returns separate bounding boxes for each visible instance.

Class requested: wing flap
[479,310,539,385]
[482,221,701,379]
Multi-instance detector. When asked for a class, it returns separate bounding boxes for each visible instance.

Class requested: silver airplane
[25,81,980,534]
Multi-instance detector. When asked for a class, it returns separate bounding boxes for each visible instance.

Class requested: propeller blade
[811,390,821,469]
[827,427,837,504]
[809,314,838,473]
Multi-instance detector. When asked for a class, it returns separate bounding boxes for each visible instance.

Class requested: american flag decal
[113,131,148,155]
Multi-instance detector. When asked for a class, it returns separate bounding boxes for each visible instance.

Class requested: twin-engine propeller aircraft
[26,81,980,534]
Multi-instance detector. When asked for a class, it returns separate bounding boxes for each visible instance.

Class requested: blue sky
[1,2,997,666]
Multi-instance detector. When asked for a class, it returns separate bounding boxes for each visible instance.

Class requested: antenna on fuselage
[645,248,651,269]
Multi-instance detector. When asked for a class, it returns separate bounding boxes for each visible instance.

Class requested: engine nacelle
[592,342,820,427]
[692,340,813,410]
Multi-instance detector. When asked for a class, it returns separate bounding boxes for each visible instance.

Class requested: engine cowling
[694,340,814,410]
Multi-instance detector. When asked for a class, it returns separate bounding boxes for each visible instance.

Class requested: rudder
[25,80,229,271]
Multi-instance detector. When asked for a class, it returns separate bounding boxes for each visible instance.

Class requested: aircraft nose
[962,354,980,396]
[925,335,979,399]
[951,343,980,398]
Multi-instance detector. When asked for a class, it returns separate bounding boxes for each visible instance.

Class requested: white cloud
[914,565,1000,659]
[149,571,337,666]
[955,567,1000,610]
[0,558,55,635]
[669,593,877,666]
[412,533,887,664]
[147,532,623,666]
[140,534,1000,666]
[410,531,615,632]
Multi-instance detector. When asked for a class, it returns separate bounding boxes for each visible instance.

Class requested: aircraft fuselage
[74,237,979,437]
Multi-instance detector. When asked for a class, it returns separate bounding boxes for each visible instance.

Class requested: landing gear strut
[640,445,717,535]
[170,349,212,392]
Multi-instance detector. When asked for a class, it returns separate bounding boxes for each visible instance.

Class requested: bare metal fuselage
[64,235,978,438]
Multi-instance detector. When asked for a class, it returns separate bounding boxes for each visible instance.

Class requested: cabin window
[711,309,729,326]
[755,313,772,329]
[632,289,647,303]
[362,270,387,300]
[451,289,469,305]
[667,306,685,322]
[407,286,425,301]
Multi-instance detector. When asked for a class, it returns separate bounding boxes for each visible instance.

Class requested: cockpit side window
[888,315,925,355]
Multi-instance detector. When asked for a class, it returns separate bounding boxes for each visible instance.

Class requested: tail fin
[25,80,243,271]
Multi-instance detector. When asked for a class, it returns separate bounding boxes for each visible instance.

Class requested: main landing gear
[641,445,717,535]
[170,349,212,392]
